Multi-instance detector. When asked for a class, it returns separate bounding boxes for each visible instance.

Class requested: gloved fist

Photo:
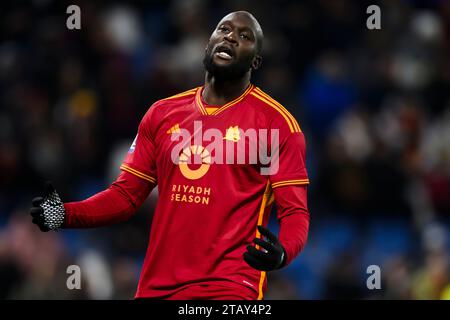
[30,182,65,232]
[244,226,286,271]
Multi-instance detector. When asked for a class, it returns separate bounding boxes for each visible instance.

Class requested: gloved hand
[244,226,286,271]
[30,182,66,232]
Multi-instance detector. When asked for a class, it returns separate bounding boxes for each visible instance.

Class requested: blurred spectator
[323,252,366,299]
[411,249,449,300]
[0,0,449,299]
[380,256,413,299]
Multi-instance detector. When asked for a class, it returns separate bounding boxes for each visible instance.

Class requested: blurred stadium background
[1,0,449,299]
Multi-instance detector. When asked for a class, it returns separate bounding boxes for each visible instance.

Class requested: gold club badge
[223,126,240,142]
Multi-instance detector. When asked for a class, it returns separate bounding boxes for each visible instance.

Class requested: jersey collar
[195,84,255,116]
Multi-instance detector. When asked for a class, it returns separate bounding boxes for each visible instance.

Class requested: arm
[273,184,310,266]
[244,110,310,271]
[30,171,154,231]
[64,170,154,228]
[31,103,159,231]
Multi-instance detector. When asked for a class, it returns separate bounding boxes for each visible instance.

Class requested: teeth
[217,51,232,59]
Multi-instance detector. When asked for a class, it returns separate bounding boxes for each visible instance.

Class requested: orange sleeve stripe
[254,88,302,132]
[251,92,296,133]
[258,271,267,300]
[120,164,156,184]
[256,181,271,240]
[161,88,198,101]
[254,88,302,133]
[256,180,271,300]
[272,179,310,188]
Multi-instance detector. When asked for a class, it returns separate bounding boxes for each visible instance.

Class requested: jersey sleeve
[267,114,309,189]
[64,170,153,228]
[120,107,157,185]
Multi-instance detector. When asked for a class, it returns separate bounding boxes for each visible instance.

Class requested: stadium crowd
[1,0,449,299]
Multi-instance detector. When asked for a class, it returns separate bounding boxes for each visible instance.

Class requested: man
[30,11,310,300]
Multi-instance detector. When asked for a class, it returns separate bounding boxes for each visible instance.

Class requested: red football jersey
[120,84,309,299]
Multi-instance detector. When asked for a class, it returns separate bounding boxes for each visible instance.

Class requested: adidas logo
[167,123,181,134]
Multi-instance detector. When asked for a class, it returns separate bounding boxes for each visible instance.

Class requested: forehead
[216,13,257,31]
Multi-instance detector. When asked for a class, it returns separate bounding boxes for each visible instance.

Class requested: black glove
[243,226,286,271]
[30,182,66,232]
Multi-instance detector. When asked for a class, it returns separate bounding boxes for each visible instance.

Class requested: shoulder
[141,87,199,124]
[248,86,302,134]
[136,87,198,138]
[158,87,199,104]
[152,87,199,110]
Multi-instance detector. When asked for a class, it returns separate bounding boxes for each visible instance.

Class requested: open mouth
[214,45,234,61]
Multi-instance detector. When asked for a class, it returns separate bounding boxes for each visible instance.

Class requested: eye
[240,33,250,40]
[218,25,229,32]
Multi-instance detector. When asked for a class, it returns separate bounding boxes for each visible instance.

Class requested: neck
[202,72,251,106]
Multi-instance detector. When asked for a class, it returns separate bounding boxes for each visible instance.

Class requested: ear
[251,55,262,71]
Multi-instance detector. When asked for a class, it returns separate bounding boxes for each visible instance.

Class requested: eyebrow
[218,21,256,37]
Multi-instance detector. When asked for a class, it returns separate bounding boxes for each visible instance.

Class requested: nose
[223,31,238,44]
